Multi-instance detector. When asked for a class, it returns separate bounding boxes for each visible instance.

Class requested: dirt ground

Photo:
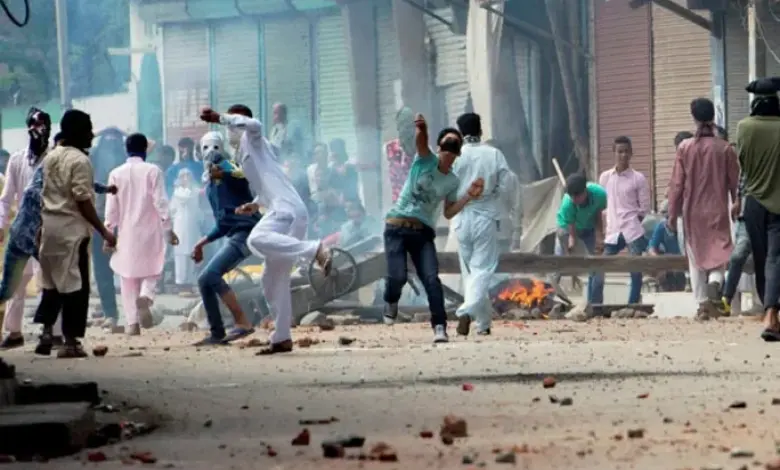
[6,316,780,470]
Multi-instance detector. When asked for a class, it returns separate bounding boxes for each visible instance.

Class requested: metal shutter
[424,8,468,126]
[594,0,652,192]
[652,0,712,205]
[263,17,314,146]
[376,0,401,146]
[162,23,210,144]
[315,14,357,159]
[212,20,261,114]
[512,33,543,166]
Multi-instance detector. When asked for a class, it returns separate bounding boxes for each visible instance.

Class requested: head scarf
[26,107,51,162]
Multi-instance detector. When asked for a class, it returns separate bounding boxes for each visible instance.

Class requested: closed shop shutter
[263,17,314,150]
[652,0,712,205]
[594,0,653,196]
[315,14,358,159]
[725,6,749,141]
[212,19,261,114]
[513,33,543,166]
[425,8,468,126]
[162,23,210,144]
[376,0,401,146]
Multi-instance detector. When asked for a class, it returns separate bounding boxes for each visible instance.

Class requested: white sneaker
[383,303,398,325]
[433,325,448,343]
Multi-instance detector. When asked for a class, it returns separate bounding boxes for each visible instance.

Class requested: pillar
[392,0,432,121]
[710,11,726,128]
[342,1,381,215]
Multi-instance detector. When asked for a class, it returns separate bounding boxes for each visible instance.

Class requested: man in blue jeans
[190,132,260,346]
[594,135,652,305]
[551,174,607,305]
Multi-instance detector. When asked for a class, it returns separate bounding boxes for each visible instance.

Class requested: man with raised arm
[199,104,331,355]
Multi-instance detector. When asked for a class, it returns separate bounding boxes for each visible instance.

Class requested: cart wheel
[307,247,358,299]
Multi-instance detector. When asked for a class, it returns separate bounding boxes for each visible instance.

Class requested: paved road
[5,315,780,470]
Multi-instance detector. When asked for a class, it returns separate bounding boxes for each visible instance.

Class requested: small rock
[729,401,747,409]
[765,458,780,470]
[130,452,157,464]
[338,336,355,346]
[565,305,590,322]
[87,451,107,462]
[92,345,108,357]
[495,452,516,464]
[730,448,754,458]
[462,383,474,391]
[203,419,213,428]
[318,318,336,331]
[419,430,434,439]
[637,393,649,399]
[559,397,573,406]
[296,337,317,348]
[462,455,475,464]
[440,415,468,438]
[627,428,645,439]
[369,442,398,462]
[300,311,328,326]
[441,434,454,445]
[548,395,559,404]
[542,377,556,389]
[772,398,780,406]
[291,429,310,446]
[266,446,277,457]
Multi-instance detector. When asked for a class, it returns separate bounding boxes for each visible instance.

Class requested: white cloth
[451,142,513,221]
[455,212,499,331]
[0,149,42,229]
[174,254,196,285]
[219,113,306,216]
[170,186,202,256]
[247,211,318,343]
[686,242,724,304]
[220,113,318,343]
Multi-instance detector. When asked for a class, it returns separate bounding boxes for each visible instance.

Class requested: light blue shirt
[386,153,460,229]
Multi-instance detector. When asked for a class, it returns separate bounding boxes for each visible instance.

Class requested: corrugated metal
[652,0,712,205]
[376,0,401,146]
[263,17,314,146]
[425,8,468,125]
[594,0,653,193]
[316,15,358,159]
[725,2,749,141]
[212,20,261,113]
[514,34,531,124]
[162,23,210,143]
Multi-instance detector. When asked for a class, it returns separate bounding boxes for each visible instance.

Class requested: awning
[138,0,341,24]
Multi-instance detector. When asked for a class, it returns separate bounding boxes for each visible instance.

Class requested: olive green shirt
[736,115,780,214]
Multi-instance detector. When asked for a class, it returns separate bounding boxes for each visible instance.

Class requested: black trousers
[34,238,91,339]
[742,196,780,310]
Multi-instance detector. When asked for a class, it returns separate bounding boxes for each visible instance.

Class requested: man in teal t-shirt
[382,114,484,344]
[552,174,607,305]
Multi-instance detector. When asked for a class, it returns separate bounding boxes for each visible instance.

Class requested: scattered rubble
[440,415,468,440]
[291,429,310,446]
[729,448,754,458]
[627,428,645,439]
[728,400,747,409]
[92,346,109,357]
[542,377,556,389]
[338,336,355,346]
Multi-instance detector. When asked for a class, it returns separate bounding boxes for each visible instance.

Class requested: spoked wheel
[307,247,359,299]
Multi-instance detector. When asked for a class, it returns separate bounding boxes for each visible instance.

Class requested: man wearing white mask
[199,104,331,355]
[451,113,513,337]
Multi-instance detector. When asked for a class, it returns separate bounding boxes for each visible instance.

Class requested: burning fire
[496,278,555,308]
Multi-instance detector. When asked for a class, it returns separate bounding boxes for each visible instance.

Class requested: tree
[0,0,129,106]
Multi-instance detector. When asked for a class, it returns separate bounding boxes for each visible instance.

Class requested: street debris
[291,429,310,446]
[92,346,109,357]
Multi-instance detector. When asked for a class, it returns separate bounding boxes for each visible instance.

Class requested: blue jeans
[553,227,599,303]
[0,245,31,303]
[197,231,252,339]
[92,229,119,320]
[591,233,648,304]
[383,224,447,328]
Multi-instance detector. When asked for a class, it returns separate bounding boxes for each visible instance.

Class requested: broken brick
[370,442,397,462]
[292,429,310,446]
[92,346,108,357]
[627,428,645,439]
[440,415,468,438]
[462,383,474,391]
[419,430,434,439]
[637,393,649,399]
[266,446,277,457]
[87,451,107,462]
[322,441,345,459]
[542,377,556,389]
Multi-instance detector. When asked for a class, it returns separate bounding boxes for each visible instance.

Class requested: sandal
[761,328,780,342]
[224,327,255,343]
[255,339,293,356]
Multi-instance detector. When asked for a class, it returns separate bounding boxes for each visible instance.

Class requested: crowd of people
[2,75,780,355]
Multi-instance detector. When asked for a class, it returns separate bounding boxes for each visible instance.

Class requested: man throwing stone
[200,105,331,355]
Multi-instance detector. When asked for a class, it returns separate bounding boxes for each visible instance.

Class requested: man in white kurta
[200,105,330,354]
[452,113,513,337]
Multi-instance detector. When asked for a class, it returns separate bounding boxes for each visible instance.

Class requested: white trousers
[2,260,61,336]
[686,243,724,304]
[174,255,196,285]
[120,276,158,326]
[454,212,499,331]
[247,210,319,343]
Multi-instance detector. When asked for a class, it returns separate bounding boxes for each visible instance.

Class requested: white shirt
[451,141,513,221]
[220,114,306,216]
[0,149,43,229]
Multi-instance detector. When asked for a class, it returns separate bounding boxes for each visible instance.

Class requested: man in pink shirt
[594,136,652,304]
[105,134,179,335]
